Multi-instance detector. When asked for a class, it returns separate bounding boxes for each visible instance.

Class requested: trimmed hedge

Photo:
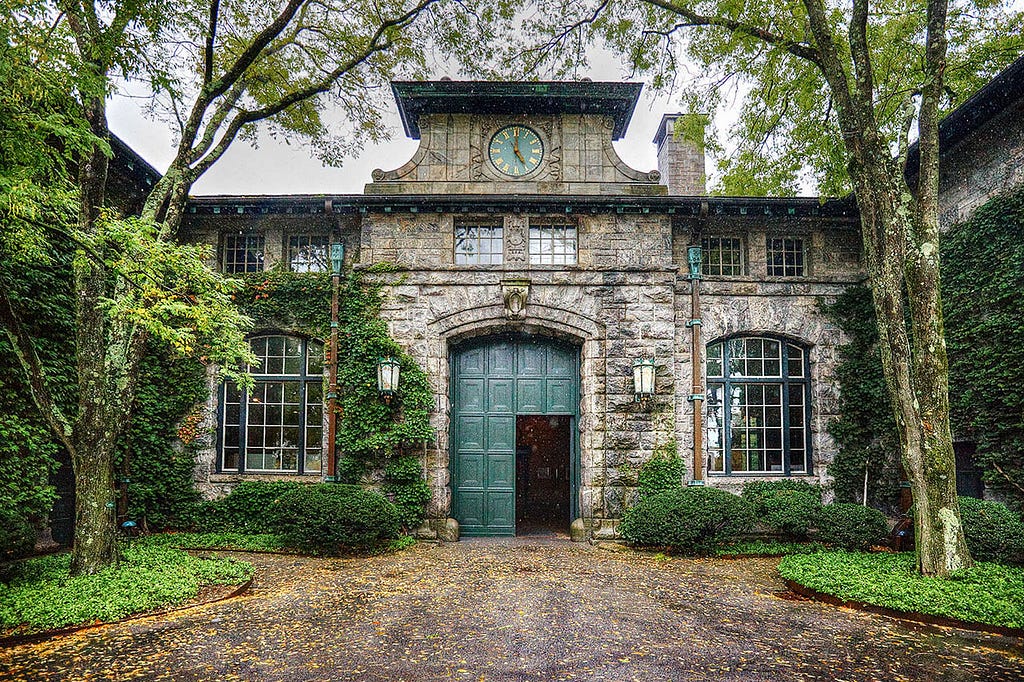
[959,496,1024,564]
[195,481,304,533]
[742,480,823,540]
[815,503,889,550]
[620,487,755,555]
[274,484,401,553]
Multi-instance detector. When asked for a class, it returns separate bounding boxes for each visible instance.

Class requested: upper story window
[529,222,577,265]
[288,234,329,272]
[702,236,744,276]
[220,335,324,475]
[706,336,810,476]
[223,233,265,273]
[766,237,806,277]
[455,222,504,265]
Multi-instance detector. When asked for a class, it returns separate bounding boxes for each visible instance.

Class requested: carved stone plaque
[505,216,528,264]
[501,278,530,321]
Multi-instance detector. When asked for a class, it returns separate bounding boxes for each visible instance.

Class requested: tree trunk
[69,92,121,576]
[853,162,971,576]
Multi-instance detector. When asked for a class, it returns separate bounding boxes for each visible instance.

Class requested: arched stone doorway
[450,334,580,537]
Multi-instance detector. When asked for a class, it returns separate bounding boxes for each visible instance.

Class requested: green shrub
[958,497,1024,564]
[196,481,305,533]
[636,441,685,499]
[815,503,889,550]
[742,480,822,539]
[620,487,755,555]
[382,456,432,530]
[274,483,401,553]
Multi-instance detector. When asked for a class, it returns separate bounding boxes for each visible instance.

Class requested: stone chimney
[653,114,706,195]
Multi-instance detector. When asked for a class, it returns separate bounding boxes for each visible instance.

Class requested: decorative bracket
[501,278,530,321]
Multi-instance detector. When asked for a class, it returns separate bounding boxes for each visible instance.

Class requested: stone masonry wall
[938,97,1024,228]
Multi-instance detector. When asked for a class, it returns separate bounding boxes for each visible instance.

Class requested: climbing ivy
[820,287,903,514]
[116,341,208,531]
[825,186,1024,512]
[232,265,435,518]
[942,188,1024,510]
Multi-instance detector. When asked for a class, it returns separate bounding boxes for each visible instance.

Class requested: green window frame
[706,336,811,475]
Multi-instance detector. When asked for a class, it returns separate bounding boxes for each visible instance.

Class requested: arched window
[706,336,810,475]
[219,335,324,474]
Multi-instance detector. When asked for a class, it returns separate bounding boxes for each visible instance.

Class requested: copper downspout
[327,207,342,480]
[688,200,709,484]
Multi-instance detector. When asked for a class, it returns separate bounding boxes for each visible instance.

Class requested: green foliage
[815,503,890,551]
[820,287,903,514]
[0,543,252,634]
[118,341,208,530]
[273,483,401,553]
[620,487,755,555]
[0,243,75,558]
[779,550,1024,629]
[382,456,433,530]
[335,272,434,461]
[636,441,684,500]
[197,481,305,534]
[715,540,825,557]
[943,189,1024,510]
[138,532,288,553]
[236,270,333,338]
[958,497,1024,565]
[742,480,823,540]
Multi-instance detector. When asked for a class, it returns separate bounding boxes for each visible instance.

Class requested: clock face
[489,125,544,177]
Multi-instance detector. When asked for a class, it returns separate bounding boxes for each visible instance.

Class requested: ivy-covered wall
[943,187,1024,510]
[826,186,1024,512]
[205,266,435,528]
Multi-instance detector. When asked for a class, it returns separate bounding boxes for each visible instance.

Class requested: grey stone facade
[181,81,863,539]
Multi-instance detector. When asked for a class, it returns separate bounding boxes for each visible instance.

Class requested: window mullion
[238,385,249,474]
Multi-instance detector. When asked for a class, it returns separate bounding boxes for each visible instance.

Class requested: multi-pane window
[702,237,744,276]
[220,335,324,474]
[288,234,329,272]
[223,233,265,273]
[766,237,806,277]
[706,337,810,475]
[454,222,504,265]
[529,222,577,265]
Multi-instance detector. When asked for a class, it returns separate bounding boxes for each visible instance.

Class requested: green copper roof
[391,81,643,140]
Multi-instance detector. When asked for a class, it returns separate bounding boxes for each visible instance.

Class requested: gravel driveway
[2,537,1021,681]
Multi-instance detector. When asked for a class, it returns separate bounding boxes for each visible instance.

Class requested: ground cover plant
[0,544,252,635]
[779,551,1024,629]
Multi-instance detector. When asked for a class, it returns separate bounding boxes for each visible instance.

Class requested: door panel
[452,336,579,536]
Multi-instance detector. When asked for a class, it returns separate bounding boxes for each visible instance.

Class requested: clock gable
[366,82,665,196]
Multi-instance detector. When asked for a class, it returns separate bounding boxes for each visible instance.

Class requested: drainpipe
[327,225,344,481]
[687,201,709,485]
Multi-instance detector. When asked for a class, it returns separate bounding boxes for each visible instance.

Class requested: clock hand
[513,133,526,163]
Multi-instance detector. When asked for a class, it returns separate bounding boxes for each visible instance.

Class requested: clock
[488,125,544,177]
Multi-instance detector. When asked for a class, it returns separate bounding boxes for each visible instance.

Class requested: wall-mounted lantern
[633,357,656,404]
[377,356,401,402]
[330,242,345,275]
[687,245,702,279]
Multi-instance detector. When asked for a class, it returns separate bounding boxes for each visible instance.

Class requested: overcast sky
[106,52,681,197]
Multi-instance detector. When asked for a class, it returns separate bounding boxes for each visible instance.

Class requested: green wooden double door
[451,336,580,536]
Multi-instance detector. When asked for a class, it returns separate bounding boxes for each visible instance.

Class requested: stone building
[181,81,863,540]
